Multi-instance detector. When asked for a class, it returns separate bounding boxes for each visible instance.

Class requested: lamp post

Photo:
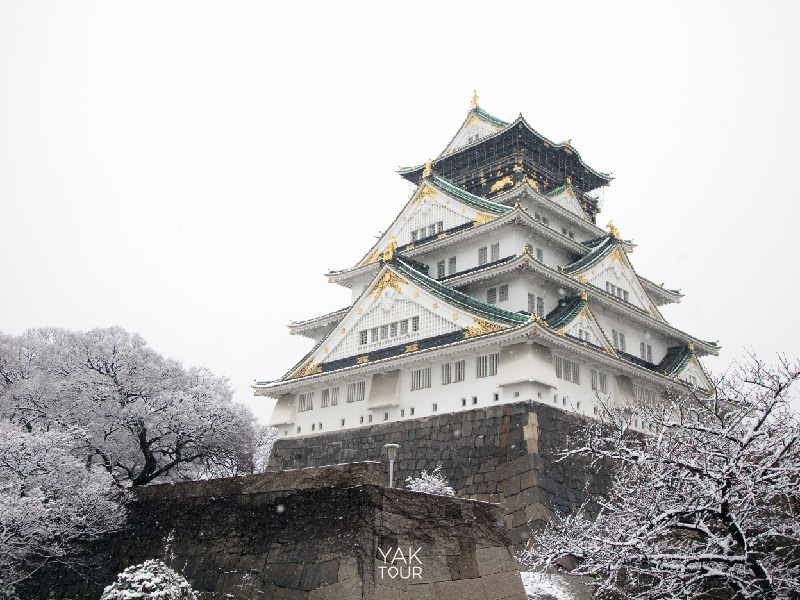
[383,443,400,488]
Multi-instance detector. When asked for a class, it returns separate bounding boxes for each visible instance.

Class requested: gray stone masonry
[268,401,611,547]
[19,462,526,600]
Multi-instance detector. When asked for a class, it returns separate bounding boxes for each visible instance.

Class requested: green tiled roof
[393,255,528,326]
[428,174,513,216]
[472,106,509,128]
[657,345,693,377]
[545,184,570,198]
[543,295,587,329]
[562,235,618,275]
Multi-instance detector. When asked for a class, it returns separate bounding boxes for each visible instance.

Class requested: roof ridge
[428,173,513,215]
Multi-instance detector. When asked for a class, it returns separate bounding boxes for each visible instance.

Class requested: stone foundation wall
[20,462,526,600]
[268,401,610,546]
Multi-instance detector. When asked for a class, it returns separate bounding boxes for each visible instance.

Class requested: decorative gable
[546,186,590,221]
[677,355,712,391]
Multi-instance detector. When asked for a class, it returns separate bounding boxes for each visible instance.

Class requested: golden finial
[382,237,397,262]
[580,291,588,301]
[422,158,433,178]
[688,343,695,352]
[471,90,479,108]
[523,243,532,254]
[565,139,572,145]
[514,199,521,208]
[606,221,620,240]
[566,176,572,185]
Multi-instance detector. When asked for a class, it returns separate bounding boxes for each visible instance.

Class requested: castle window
[478,247,488,265]
[461,398,466,406]
[412,316,419,332]
[331,387,339,406]
[437,221,444,233]
[360,416,364,423]
[318,422,322,430]
[371,328,379,343]
[411,367,431,391]
[368,414,373,422]
[428,225,436,237]
[312,423,315,431]
[298,392,314,412]
[384,412,389,421]
[499,284,509,302]
[640,342,653,363]
[437,260,446,279]
[448,256,457,274]
[472,397,478,405]
[399,319,408,335]
[454,360,465,382]
[390,322,398,337]
[401,409,405,417]
[360,330,368,345]
[491,243,500,261]
[487,287,497,304]
[536,248,544,262]
[528,293,534,313]
[612,330,627,352]
[442,363,451,385]
[411,231,418,242]
[591,370,608,394]
[297,426,301,433]
[554,356,580,384]
[340,419,345,427]
[380,325,389,340]
[477,353,499,378]
[410,407,415,415]
[347,381,365,403]
[432,403,438,412]
[537,297,545,318]
[321,388,330,408]
[634,384,659,403]
[578,329,591,344]
[541,216,549,226]
[513,391,519,398]
[687,375,698,387]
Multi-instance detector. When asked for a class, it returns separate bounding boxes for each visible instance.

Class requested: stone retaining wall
[20,462,526,600]
[267,401,610,546]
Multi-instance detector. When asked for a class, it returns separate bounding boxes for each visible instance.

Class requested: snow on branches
[405,465,456,497]
[101,559,198,600]
[518,354,800,600]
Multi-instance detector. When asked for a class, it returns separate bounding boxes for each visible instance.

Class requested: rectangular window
[461,398,466,406]
[562,227,567,235]
[331,387,339,406]
[477,353,499,378]
[591,369,598,391]
[491,242,500,261]
[347,381,365,403]
[368,414,373,423]
[400,319,409,335]
[454,359,465,382]
[437,221,444,233]
[412,316,419,332]
[478,247,488,265]
[528,293,535,314]
[411,367,432,391]
[647,345,653,363]
[360,330,368,345]
[472,397,478,405]
[360,416,364,424]
[634,384,660,403]
[411,231,418,242]
[340,419,345,427]
[541,216,549,226]
[599,372,607,393]
[428,225,436,237]
[555,357,579,384]
[534,212,541,221]
[298,392,314,412]
[569,231,574,240]
[612,329,619,349]
[487,287,497,304]
[432,403,438,412]
[410,407,415,415]
[623,290,629,302]
[536,248,543,262]
[572,361,580,385]
[384,412,389,421]
[321,388,330,408]
[448,256,457,274]
[437,260,446,279]
[499,284,508,302]
[493,393,499,402]
[311,423,315,431]
[537,297,545,319]
[401,409,405,417]
[442,362,451,385]
[390,322,398,337]
[380,324,389,340]
[619,332,627,352]
[371,327,379,343]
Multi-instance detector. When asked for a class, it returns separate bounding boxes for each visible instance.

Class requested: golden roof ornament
[688,342,695,352]
[580,291,588,301]
[422,158,433,178]
[382,237,397,262]
[514,199,521,208]
[471,90,479,108]
[523,243,532,254]
[606,220,620,240]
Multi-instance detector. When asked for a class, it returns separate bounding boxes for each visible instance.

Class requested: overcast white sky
[1,1,798,422]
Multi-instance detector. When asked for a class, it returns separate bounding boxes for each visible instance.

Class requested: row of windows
[359,317,420,345]
[298,382,364,412]
[442,360,466,385]
[590,369,608,393]
[554,356,580,384]
[411,221,444,242]
[436,256,457,278]
[476,353,500,378]
[411,367,431,391]
[633,384,660,403]
[533,212,549,226]
[577,329,592,344]
[612,329,627,353]
[411,354,498,392]
[561,227,575,239]
[487,284,508,304]
[606,282,630,302]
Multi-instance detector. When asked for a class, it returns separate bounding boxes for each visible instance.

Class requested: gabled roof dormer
[543,294,616,356]
[440,96,510,156]
[657,344,714,393]
[545,182,592,222]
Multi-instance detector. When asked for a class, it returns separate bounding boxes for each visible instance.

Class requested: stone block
[432,578,487,600]
[475,546,506,577]
[480,571,527,600]
[273,586,310,600]
[262,563,305,589]
[300,559,340,591]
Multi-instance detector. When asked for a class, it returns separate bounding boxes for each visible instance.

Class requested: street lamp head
[383,443,400,461]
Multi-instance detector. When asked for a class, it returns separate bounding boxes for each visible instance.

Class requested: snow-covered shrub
[101,559,198,600]
[521,572,576,600]
[405,465,455,496]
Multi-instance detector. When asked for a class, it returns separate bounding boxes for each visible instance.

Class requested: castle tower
[254,97,719,439]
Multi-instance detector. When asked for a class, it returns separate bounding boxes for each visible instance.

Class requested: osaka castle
[254,93,719,438]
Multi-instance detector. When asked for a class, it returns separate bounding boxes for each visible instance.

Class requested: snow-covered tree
[405,465,456,496]
[518,354,800,600]
[0,421,124,591]
[101,559,198,600]
[0,327,257,486]
[253,425,279,473]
